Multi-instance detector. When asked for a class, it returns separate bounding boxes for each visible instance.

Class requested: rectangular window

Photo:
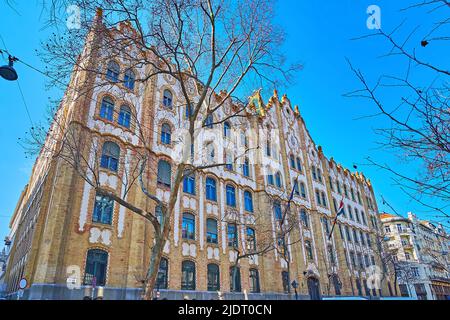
[206,219,218,244]
[93,194,114,225]
[228,224,238,248]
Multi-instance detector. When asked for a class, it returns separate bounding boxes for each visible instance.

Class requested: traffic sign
[19,278,28,289]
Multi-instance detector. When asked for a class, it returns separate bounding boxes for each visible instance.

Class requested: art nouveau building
[381,212,450,300]
[3,11,395,300]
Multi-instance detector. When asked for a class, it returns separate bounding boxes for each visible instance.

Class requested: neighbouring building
[381,212,450,300]
[3,10,395,300]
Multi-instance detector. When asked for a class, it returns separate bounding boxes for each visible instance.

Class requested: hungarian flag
[336,198,345,217]
[328,197,344,241]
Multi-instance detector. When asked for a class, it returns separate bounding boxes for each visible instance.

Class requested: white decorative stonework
[89,227,112,246]
[190,198,197,210]
[304,230,311,239]
[207,247,220,261]
[163,240,170,254]
[181,242,197,257]
[229,250,238,263]
[99,172,118,189]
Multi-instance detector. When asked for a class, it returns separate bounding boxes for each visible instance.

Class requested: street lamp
[291,280,299,300]
[0,55,18,81]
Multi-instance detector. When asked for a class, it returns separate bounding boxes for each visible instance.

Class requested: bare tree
[224,182,301,295]
[24,0,300,300]
[346,1,450,225]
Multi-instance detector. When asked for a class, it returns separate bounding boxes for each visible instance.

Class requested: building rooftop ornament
[247,89,267,117]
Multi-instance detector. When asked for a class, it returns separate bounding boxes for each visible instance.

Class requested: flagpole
[328,196,344,241]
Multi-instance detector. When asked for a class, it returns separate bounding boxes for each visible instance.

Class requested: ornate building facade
[4,12,395,300]
[381,212,450,300]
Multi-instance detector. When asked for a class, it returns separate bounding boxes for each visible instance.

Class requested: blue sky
[0,0,447,240]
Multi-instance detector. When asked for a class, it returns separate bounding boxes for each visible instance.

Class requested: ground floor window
[229,266,241,292]
[181,261,196,290]
[84,249,108,286]
[249,269,260,293]
[156,257,168,289]
[207,264,220,291]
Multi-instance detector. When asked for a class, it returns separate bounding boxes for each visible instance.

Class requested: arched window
[205,142,215,164]
[267,172,274,186]
[361,211,367,226]
[181,261,196,290]
[226,184,236,207]
[229,266,241,292]
[336,181,342,194]
[100,141,120,172]
[242,157,250,177]
[204,114,214,129]
[311,166,317,180]
[206,218,218,244]
[296,157,302,172]
[124,69,135,90]
[183,171,196,195]
[355,208,360,223]
[246,227,256,251]
[305,240,314,260]
[333,198,338,213]
[315,189,321,205]
[357,191,362,204]
[293,180,300,195]
[265,139,271,157]
[244,190,253,213]
[346,226,352,242]
[156,257,168,289]
[290,155,296,169]
[207,264,220,291]
[106,61,120,82]
[118,105,131,128]
[225,150,233,171]
[273,201,282,222]
[182,213,195,240]
[227,223,238,248]
[241,132,249,148]
[353,229,359,244]
[100,97,114,121]
[300,209,309,229]
[84,249,108,286]
[348,205,353,220]
[161,123,172,145]
[300,182,307,198]
[93,193,114,225]
[249,269,260,293]
[317,168,323,182]
[321,191,327,208]
[322,217,330,235]
[205,177,217,201]
[163,89,173,108]
[157,160,171,188]
[223,121,231,138]
[275,172,282,188]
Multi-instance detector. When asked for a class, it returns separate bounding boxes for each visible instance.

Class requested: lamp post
[0,54,18,81]
[291,280,299,300]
